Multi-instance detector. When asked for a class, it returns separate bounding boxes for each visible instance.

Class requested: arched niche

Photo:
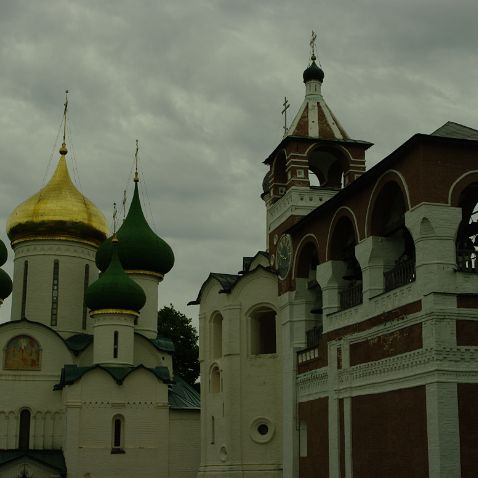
[4,335,41,371]
[210,313,223,359]
[209,364,221,393]
[455,181,478,271]
[19,408,31,450]
[369,180,416,290]
[307,146,347,189]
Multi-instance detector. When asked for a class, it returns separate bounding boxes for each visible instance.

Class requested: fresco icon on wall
[3,335,41,370]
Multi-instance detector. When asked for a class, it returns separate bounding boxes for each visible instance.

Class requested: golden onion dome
[6,143,108,246]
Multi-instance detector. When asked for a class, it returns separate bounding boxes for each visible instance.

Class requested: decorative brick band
[325,300,422,342]
[349,323,422,366]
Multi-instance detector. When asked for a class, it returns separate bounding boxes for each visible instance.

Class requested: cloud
[0,0,477,326]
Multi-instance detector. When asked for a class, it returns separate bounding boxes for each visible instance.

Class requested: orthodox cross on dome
[282,97,290,134]
[310,31,317,60]
[134,139,139,182]
[113,202,118,235]
[122,189,127,222]
[63,90,69,144]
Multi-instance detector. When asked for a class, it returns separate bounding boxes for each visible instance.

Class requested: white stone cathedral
[0,129,200,477]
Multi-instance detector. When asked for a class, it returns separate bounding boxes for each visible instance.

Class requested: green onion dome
[95,181,174,276]
[0,238,8,267]
[0,268,12,302]
[86,238,146,313]
[303,54,324,83]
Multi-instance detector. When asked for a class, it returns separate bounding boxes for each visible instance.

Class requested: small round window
[250,417,274,444]
[257,424,269,435]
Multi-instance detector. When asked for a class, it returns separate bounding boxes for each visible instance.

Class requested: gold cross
[63,90,69,143]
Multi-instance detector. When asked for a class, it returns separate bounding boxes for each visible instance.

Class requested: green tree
[157,304,199,385]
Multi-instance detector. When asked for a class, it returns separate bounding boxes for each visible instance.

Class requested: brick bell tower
[261,34,373,253]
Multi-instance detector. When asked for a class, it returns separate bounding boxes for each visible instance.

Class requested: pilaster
[221,305,242,464]
[426,382,461,477]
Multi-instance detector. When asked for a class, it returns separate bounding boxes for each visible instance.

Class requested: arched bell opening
[329,216,362,310]
[249,307,277,355]
[295,240,323,347]
[370,181,415,291]
[455,182,478,272]
[308,147,346,189]
[271,151,287,202]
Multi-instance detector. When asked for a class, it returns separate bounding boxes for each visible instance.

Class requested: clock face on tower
[276,234,293,280]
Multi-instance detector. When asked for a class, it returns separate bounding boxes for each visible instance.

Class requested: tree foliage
[157,304,199,385]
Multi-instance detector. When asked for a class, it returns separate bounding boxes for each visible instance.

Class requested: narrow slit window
[21,261,28,319]
[82,264,89,330]
[211,416,215,444]
[113,331,119,358]
[111,414,125,452]
[50,260,59,326]
[114,418,122,447]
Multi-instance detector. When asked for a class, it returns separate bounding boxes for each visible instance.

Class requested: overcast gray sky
[0,0,477,325]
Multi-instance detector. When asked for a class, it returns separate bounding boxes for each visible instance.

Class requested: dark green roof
[151,336,175,353]
[96,182,174,275]
[0,268,12,301]
[54,364,172,390]
[64,333,93,354]
[0,239,7,267]
[0,450,66,476]
[169,375,200,409]
[86,240,146,312]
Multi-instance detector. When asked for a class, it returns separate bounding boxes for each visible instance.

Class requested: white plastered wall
[0,322,73,450]
[168,410,201,478]
[10,239,98,336]
[62,368,171,478]
[197,268,282,477]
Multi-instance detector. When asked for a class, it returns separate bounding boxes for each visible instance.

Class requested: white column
[355,236,398,300]
[317,260,347,318]
[405,204,462,296]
